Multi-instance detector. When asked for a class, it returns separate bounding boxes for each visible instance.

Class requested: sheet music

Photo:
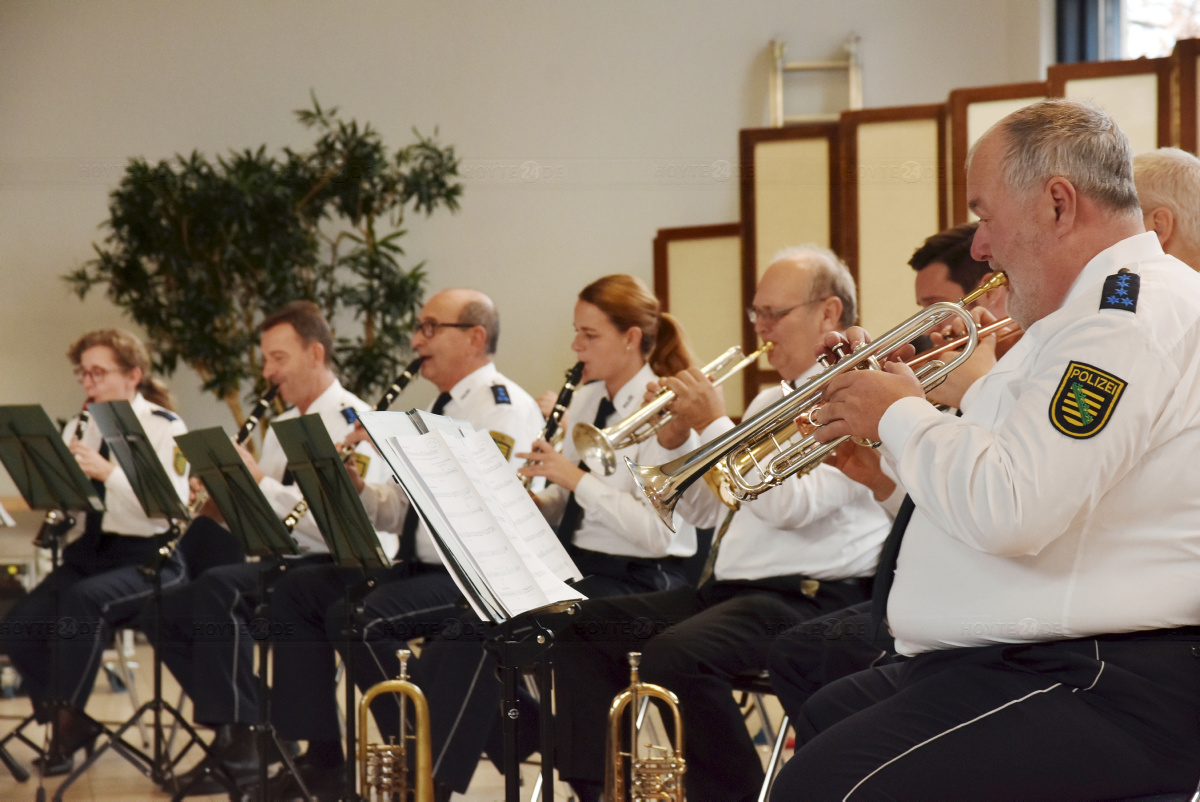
[361,410,583,623]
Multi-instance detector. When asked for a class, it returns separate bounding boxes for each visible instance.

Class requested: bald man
[252,289,544,801]
[1135,147,1200,270]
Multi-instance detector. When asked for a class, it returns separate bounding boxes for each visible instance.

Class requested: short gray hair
[770,245,857,328]
[457,298,499,354]
[970,99,1140,215]
[1134,147,1200,255]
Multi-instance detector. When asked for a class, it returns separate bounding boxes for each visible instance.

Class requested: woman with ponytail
[518,274,701,595]
[0,328,189,776]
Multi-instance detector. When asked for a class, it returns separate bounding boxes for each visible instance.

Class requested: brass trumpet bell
[574,344,771,476]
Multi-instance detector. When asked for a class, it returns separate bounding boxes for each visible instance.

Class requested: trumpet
[574,343,772,476]
[606,651,686,801]
[34,405,92,548]
[626,273,1008,529]
[358,648,433,802]
[522,361,584,489]
[187,384,278,519]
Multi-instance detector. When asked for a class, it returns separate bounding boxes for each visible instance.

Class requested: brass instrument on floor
[626,273,1009,529]
[358,648,433,802]
[34,405,92,547]
[606,651,686,801]
[522,361,585,489]
[575,343,772,476]
[187,384,278,519]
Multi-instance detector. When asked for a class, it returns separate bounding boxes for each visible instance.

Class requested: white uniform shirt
[881,232,1200,655]
[675,380,891,581]
[537,363,700,559]
[358,362,544,564]
[61,393,189,538]
[257,379,394,554]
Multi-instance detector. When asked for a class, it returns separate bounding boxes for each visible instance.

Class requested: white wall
[0,0,1043,495]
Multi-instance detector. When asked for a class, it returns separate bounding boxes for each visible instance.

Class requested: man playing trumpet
[773,99,1200,800]
[552,247,891,802]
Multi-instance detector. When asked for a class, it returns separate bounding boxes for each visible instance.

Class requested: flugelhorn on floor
[574,343,772,476]
[358,648,433,802]
[626,273,1008,529]
[606,651,685,802]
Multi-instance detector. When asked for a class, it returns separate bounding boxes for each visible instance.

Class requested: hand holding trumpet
[806,329,924,445]
[646,366,729,450]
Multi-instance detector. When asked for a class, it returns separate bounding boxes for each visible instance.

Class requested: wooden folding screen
[738,123,840,401]
[1174,39,1200,154]
[946,82,1049,224]
[839,105,946,335]
[653,223,748,416]
[1048,57,1173,155]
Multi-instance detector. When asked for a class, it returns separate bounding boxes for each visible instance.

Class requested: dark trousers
[0,531,184,717]
[268,561,460,746]
[413,552,690,792]
[767,600,893,726]
[772,635,1200,801]
[144,555,330,726]
[555,576,871,802]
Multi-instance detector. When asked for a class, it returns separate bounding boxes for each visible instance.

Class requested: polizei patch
[1049,361,1126,439]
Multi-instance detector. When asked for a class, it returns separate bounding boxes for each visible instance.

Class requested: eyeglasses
[73,365,119,384]
[745,299,823,325]
[415,320,476,339]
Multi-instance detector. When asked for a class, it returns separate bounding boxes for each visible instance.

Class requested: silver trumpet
[626,273,1008,530]
[573,343,772,476]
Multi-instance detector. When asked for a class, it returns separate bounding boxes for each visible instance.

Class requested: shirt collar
[610,363,658,416]
[1061,231,1162,308]
[446,361,499,403]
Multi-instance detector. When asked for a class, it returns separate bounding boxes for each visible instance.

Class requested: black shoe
[34,708,103,777]
[254,759,345,802]
[172,724,260,795]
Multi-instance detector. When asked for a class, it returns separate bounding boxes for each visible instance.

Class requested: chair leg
[758,714,790,802]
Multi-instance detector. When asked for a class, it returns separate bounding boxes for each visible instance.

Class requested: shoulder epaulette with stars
[1099,268,1139,313]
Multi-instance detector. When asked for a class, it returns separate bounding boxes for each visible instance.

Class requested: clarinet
[337,356,424,462]
[286,357,424,531]
[34,405,91,547]
[187,385,279,519]
[522,361,585,489]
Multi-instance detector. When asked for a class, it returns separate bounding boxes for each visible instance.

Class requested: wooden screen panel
[1048,58,1173,154]
[653,223,748,417]
[739,123,840,404]
[840,105,946,336]
[1174,38,1200,154]
[947,82,1049,223]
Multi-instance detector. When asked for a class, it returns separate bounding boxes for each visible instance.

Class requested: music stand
[51,400,192,801]
[0,405,107,784]
[173,428,307,801]
[273,415,390,801]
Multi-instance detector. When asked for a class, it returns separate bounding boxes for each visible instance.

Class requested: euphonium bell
[627,273,1009,530]
[358,649,434,802]
[606,652,686,801]
[574,343,771,476]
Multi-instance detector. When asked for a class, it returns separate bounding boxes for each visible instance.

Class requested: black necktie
[83,440,110,537]
[555,396,616,546]
[397,392,454,562]
[870,494,914,638]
